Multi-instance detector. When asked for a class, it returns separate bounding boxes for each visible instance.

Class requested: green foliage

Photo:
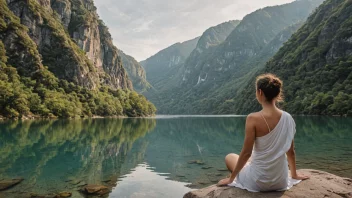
[0,61,155,118]
[234,0,352,116]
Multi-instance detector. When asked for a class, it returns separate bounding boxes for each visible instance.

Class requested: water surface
[0,116,351,197]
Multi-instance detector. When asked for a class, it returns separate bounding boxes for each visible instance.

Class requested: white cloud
[94,0,294,61]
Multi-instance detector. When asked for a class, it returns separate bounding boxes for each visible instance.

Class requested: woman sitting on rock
[218,73,309,192]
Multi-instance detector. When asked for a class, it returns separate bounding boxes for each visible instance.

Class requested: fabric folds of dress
[228,111,301,192]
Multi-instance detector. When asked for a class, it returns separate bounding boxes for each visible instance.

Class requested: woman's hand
[292,174,310,180]
[217,178,233,186]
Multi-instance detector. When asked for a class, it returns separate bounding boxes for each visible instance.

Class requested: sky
[95,0,294,61]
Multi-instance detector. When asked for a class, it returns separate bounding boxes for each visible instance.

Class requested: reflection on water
[0,116,351,197]
[110,163,191,198]
[0,119,156,197]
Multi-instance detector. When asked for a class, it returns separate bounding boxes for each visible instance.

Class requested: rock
[56,191,72,197]
[0,178,24,190]
[80,184,110,196]
[201,166,213,170]
[183,169,352,198]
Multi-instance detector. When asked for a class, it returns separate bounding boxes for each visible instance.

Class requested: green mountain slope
[234,0,352,116]
[182,0,323,88]
[149,0,323,114]
[0,0,155,118]
[142,20,241,111]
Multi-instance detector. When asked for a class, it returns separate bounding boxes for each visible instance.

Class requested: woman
[218,74,309,192]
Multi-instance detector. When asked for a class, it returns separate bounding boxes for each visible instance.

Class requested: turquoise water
[0,116,351,197]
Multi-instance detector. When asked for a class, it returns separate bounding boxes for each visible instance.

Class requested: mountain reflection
[0,118,156,197]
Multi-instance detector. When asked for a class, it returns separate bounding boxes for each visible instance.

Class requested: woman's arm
[286,140,309,180]
[218,114,256,186]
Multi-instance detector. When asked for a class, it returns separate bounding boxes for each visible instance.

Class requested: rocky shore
[184,169,352,198]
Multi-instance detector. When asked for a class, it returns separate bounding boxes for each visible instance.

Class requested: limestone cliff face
[5,0,132,90]
[140,37,200,89]
[1,0,43,76]
[53,0,133,89]
[118,49,151,92]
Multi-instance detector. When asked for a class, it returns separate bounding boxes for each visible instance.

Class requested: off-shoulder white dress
[228,111,301,192]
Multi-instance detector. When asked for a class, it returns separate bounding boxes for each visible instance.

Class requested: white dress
[228,111,301,192]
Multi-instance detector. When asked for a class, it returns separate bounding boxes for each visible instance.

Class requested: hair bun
[272,78,281,87]
[256,73,284,102]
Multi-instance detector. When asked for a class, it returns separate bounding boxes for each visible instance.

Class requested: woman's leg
[225,153,239,173]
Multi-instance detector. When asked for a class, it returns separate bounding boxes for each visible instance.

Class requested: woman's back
[229,111,299,192]
[252,110,283,138]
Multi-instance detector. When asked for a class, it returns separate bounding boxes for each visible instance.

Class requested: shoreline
[0,113,350,121]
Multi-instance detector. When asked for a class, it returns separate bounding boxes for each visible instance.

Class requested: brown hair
[256,73,283,102]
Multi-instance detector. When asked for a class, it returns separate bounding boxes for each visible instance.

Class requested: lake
[0,116,351,197]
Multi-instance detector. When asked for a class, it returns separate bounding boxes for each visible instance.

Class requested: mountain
[140,37,200,89]
[118,50,151,92]
[0,0,155,118]
[181,20,241,84]
[233,0,352,116]
[141,20,241,110]
[148,0,324,114]
[206,22,305,114]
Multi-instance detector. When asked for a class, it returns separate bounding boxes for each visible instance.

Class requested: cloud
[94,0,294,61]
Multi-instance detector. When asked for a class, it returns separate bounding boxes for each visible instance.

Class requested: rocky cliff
[0,0,156,118]
[5,0,132,89]
[182,20,241,84]
[118,49,151,92]
[140,37,200,90]
[184,169,352,198]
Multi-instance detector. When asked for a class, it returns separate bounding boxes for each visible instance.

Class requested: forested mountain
[147,0,323,114]
[140,37,200,90]
[141,20,240,92]
[0,0,155,118]
[141,20,241,110]
[234,0,352,116]
[118,50,151,92]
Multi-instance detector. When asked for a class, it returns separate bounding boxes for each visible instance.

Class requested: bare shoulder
[246,112,262,122]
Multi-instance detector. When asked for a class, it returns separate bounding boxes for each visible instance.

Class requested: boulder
[184,169,352,198]
[80,184,110,196]
[0,178,24,190]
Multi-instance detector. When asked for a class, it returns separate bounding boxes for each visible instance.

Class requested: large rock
[184,169,352,198]
[80,184,110,196]
[0,178,24,190]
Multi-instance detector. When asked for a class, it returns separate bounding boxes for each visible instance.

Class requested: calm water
[0,116,351,197]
